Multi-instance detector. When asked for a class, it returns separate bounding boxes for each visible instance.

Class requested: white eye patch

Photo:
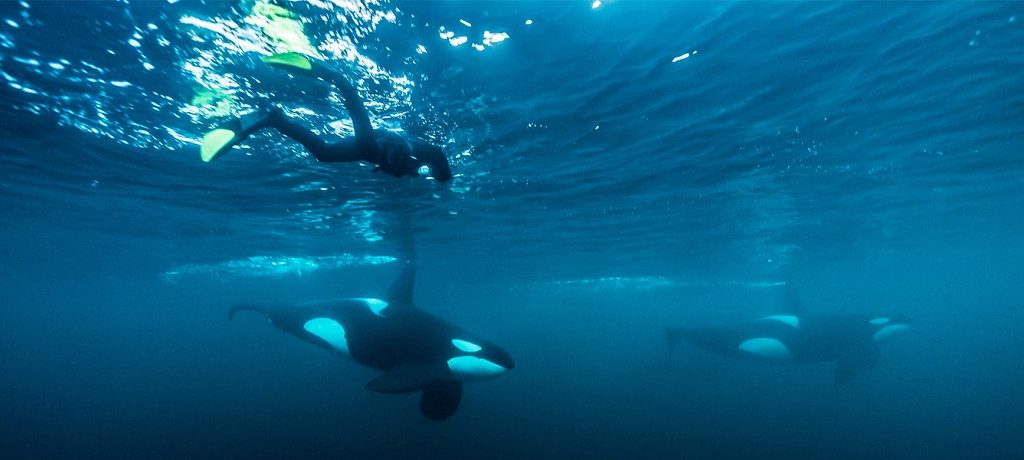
[452,339,482,352]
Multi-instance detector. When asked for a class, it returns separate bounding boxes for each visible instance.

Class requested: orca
[230,261,514,420]
[666,313,912,384]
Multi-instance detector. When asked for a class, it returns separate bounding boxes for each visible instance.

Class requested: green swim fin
[201,127,237,162]
[261,52,314,74]
[199,107,280,163]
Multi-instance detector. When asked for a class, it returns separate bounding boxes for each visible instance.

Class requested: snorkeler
[200,52,452,182]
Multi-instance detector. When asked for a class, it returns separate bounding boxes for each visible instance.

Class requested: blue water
[2,1,1023,458]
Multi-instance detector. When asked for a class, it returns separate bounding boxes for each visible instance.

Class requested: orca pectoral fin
[420,381,463,421]
[366,363,448,394]
[835,342,881,384]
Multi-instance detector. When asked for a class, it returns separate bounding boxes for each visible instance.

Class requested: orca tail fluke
[229,303,269,320]
[665,327,687,352]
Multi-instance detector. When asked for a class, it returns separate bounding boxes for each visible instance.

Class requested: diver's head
[415,144,452,182]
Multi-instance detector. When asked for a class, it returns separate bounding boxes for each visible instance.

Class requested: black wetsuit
[259,66,452,182]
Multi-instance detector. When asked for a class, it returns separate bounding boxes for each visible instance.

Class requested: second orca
[666,313,912,383]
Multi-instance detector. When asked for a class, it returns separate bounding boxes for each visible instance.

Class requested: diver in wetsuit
[200,52,452,183]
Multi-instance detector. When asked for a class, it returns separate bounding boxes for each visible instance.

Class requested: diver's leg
[321,72,377,154]
[261,108,326,155]
[262,52,377,153]
[261,108,363,163]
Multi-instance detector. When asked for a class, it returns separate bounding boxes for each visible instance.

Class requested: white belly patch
[446,356,507,381]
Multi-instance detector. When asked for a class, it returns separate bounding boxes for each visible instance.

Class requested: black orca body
[231,262,514,420]
[666,314,911,383]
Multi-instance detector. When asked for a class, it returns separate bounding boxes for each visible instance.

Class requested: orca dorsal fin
[385,260,416,309]
[782,282,807,315]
